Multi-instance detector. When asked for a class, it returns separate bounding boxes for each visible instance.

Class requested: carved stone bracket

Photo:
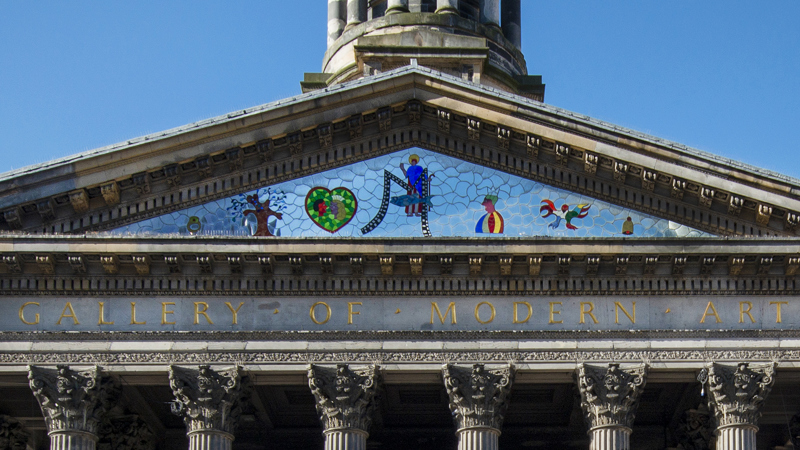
[496,127,510,149]
[576,363,648,431]
[526,135,540,159]
[28,365,119,436]
[307,364,381,434]
[100,182,120,206]
[0,415,30,450]
[97,415,155,450]
[467,118,481,141]
[168,365,246,436]
[584,153,598,174]
[3,208,22,230]
[642,170,657,191]
[69,190,90,214]
[697,362,776,429]
[555,144,569,166]
[674,404,713,450]
[756,205,773,226]
[442,363,514,432]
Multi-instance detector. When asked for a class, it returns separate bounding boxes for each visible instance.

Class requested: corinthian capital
[307,364,381,433]
[698,362,776,429]
[0,415,30,450]
[169,365,247,435]
[28,365,119,435]
[442,363,515,431]
[577,363,648,431]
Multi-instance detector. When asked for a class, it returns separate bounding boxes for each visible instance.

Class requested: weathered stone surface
[576,363,648,431]
[169,365,247,435]
[308,364,380,434]
[442,363,514,431]
[698,362,775,428]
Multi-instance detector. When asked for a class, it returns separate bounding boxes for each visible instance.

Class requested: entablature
[2,236,800,296]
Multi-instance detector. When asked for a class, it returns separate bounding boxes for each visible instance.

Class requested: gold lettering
[347,302,362,325]
[431,302,457,324]
[770,301,789,323]
[549,302,563,324]
[98,302,114,325]
[56,302,79,325]
[310,302,331,325]
[580,302,599,324]
[614,302,636,324]
[194,302,213,325]
[130,302,146,325]
[513,301,532,324]
[700,301,722,324]
[162,302,176,325]
[19,302,39,325]
[225,302,245,325]
[474,302,496,324]
[739,301,755,324]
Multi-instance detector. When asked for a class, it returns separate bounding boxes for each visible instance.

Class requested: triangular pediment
[111,148,709,239]
[0,66,798,238]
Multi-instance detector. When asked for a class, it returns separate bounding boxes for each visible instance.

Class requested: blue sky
[1,1,798,178]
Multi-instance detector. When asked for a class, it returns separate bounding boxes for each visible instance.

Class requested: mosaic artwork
[111,149,711,238]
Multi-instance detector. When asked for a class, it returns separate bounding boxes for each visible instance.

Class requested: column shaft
[716,426,757,450]
[386,0,409,15]
[479,0,500,28]
[346,0,367,30]
[436,0,459,14]
[324,430,367,450]
[188,431,234,450]
[457,428,499,450]
[590,427,631,450]
[327,0,346,47]
[50,432,97,450]
[501,0,521,48]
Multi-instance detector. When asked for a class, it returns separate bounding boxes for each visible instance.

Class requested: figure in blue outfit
[400,154,426,217]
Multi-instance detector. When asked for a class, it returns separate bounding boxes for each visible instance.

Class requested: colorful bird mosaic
[540,200,591,230]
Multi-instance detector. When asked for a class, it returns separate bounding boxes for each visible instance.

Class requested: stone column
[28,365,118,450]
[436,0,459,15]
[346,0,367,31]
[0,415,31,450]
[576,363,648,450]
[698,362,776,450]
[501,0,521,48]
[169,365,247,450]
[328,0,347,47]
[386,0,409,15]
[442,363,515,450]
[308,364,381,450]
[479,0,500,29]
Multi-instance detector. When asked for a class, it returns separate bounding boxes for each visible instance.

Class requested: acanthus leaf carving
[697,362,775,429]
[307,364,381,434]
[442,363,514,432]
[28,364,120,435]
[576,363,648,431]
[168,365,247,436]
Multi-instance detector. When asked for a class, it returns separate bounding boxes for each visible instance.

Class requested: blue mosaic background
[111,149,710,238]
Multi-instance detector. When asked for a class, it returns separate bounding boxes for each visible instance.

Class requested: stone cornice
[0,68,798,237]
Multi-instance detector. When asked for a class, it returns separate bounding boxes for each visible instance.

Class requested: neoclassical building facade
[1,1,800,450]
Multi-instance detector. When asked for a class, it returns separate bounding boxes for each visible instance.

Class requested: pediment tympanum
[1,68,798,239]
[111,149,708,239]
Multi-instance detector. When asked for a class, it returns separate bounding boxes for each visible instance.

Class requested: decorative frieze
[586,256,600,276]
[555,144,569,166]
[318,123,333,148]
[2,208,22,230]
[729,257,745,276]
[36,255,55,274]
[379,256,394,275]
[163,165,181,189]
[2,255,22,274]
[195,156,213,180]
[499,256,513,276]
[290,256,304,275]
[169,365,246,436]
[69,255,87,274]
[132,255,150,275]
[259,255,273,275]
[466,118,481,141]
[377,107,392,132]
[469,256,483,276]
[321,256,334,275]
[557,256,571,276]
[528,256,542,276]
[288,132,303,156]
[576,363,648,431]
[132,172,150,196]
[440,256,453,275]
[28,365,119,438]
[37,199,56,222]
[642,170,657,192]
[673,256,687,275]
[407,101,421,124]
[409,256,423,276]
[699,187,715,208]
[698,362,775,429]
[728,196,744,216]
[615,256,629,275]
[613,162,628,182]
[672,179,686,200]
[350,256,364,275]
[758,257,773,275]
[307,364,380,434]
[643,256,658,275]
[701,256,716,275]
[347,115,363,140]
[443,363,514,432]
